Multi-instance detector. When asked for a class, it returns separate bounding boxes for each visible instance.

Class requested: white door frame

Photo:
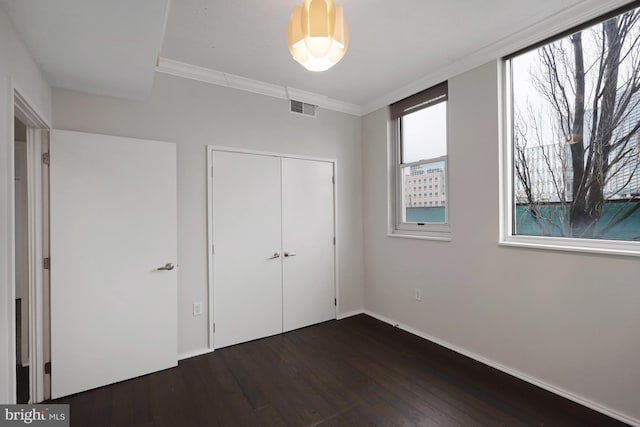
[205,145,339,351]
[25,128,48,403]
[7,86,50,404]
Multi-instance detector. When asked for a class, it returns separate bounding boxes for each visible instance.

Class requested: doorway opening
[12,90,51,403]
[14,116,28,403]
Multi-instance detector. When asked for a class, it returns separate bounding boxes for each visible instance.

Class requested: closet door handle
[268,252,281,259]
[284,252,297,257]
[157,263,175,271]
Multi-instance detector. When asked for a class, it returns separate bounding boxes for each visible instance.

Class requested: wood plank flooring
[15,299,29,404]
[51,315,629,426]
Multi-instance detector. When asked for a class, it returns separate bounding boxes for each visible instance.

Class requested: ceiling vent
[290,99,317,118]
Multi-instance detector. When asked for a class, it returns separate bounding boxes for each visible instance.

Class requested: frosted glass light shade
[286,0,349,72]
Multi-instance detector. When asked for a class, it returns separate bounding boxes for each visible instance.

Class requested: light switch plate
[193,302,203,316]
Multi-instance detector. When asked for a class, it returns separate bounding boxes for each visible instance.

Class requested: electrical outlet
[193,302,203,316]
[415,288,422,301]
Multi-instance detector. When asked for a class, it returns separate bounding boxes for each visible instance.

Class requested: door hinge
[332,175,335,184]
[333,237,336,245]
[42,152,50,165]
[44,361,51,375]
[213,323,215,333]
[334,298,337,306]
[43,257,50,270]
[212,245,214,255]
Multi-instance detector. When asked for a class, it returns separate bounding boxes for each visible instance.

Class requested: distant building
[515,143,572,203]
[516,93,640,203]
[403,163,446,208]
[604,100,640,198]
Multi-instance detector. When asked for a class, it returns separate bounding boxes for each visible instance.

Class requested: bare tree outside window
[511,6,640,241]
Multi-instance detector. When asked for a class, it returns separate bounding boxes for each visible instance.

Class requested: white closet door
[213,151,283,348]
[281,158,335,332]
[49,130,177,398]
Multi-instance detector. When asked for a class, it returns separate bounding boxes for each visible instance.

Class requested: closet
[211,149,336,348]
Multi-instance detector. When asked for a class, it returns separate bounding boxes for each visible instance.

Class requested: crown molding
[156,57,361,116]
[361,0,635,115]
[157,0,632,118]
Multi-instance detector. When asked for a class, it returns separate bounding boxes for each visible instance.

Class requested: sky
[509,14,640,148]
[402,101,447,163]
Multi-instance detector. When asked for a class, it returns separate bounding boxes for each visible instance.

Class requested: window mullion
[401,155,448,168]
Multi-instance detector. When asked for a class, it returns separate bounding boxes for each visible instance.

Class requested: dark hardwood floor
[51,315,629,426]
[15,299,29,404]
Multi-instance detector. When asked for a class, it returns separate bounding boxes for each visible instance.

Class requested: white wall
[0,5,51,404]
[52,73,365,357]
[362,60,640,424]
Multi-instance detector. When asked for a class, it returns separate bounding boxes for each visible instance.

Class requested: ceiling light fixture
[286,0,349,72]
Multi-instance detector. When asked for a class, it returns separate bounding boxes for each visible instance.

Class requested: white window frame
[388,89,451,241]
[499,19,640,257]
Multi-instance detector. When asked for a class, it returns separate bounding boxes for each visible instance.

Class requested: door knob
[156,263,175,271]
[284,252,297,257]
[268,252,281,259]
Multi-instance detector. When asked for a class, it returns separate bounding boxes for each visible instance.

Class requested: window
[503,3,640,255]
[390,81,450,239]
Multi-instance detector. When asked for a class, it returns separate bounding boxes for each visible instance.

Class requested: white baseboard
[337,309,365,320]
[363,310,639,427]
[178,347,214,361]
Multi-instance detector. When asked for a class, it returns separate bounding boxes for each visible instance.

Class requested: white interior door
[213,151,283,348]
[281,158,335,332]
[49,130,177,398]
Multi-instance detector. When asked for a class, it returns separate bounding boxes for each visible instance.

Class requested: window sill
[387,231,452,242]
[499,236,640,257]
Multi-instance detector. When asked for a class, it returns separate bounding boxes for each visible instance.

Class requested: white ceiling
[1,0,633,111]
[162,0,586,107]
[0,0,169,100]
